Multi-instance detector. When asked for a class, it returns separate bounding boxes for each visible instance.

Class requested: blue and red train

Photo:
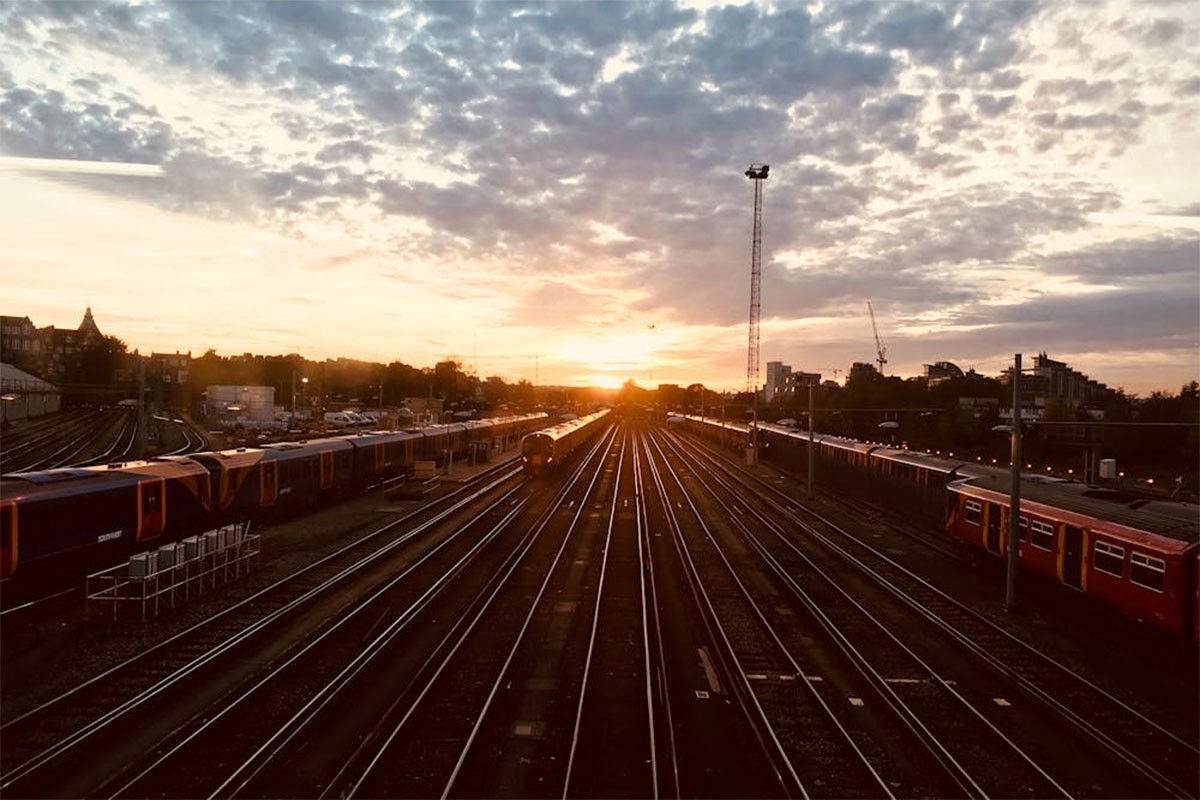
[0,414,549,588]
[520,410,612,476]
[676,415,1200,639]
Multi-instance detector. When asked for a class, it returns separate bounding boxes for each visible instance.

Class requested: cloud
[0,83,173,164]
[1038,234,1199,284]
[1,0,1196,392]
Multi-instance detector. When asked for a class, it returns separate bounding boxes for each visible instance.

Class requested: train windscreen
[521,434,554,457]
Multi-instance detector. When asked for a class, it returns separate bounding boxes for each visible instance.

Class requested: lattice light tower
[745,163,769,462]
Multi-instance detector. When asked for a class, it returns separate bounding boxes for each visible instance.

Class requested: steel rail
[677,424,1197,752]
[0,467,525,792]
[334,424,618,798]
[633,430,673,797]
[435,424,621,800]
[141,491,531,799]
[0,410,99,467]
[663,431,1022,798]
[670,425,1196,798]
[560,428,648,797]
[640,430,805,798]
[55,408,135,467]
[649,429,898,798]
[159,419,199,456]
[4,409,114,472]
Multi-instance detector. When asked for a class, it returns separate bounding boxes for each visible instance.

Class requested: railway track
[0,462,529,797]
[666,424,1200,798]
[2,416,1193,798]
[647,428,909,798]
[0,408,126,472]
[1,409,206,474]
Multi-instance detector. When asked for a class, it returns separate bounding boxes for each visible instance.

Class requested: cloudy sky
[1,0,1197,393]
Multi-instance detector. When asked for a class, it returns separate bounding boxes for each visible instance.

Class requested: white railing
[85,522,259,621]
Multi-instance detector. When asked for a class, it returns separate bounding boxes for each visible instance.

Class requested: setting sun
[587,374,629,390]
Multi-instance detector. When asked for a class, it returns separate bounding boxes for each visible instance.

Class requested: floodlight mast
[745,163,769,464]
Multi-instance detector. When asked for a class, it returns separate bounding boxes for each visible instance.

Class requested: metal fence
[85,522,259,621]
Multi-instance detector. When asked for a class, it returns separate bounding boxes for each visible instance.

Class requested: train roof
[524,409,611,441]
[330,429,424,445]
[1,458,210,499]
[757,421,801,436]
[869,447,964,474]
[259,438,355,459]
[2,467,101,485]
[188,448,267,469]
[951,475,1200,545]
[818,436,877,455]
[681,415,749,433]
[108,458,210,479]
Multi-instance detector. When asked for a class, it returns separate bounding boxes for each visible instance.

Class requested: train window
[964,500,982,526]
[1018,516,1029,542]
[1093,541,1124,577]
[1030,520,1054,551]
[1129,552,1165,592]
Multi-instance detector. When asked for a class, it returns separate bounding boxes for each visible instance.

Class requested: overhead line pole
[808,383,815,499]
[1007,353,1022,611]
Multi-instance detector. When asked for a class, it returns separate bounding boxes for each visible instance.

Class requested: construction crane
[867,300,888,374]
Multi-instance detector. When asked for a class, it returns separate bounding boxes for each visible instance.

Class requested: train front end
[520,433,556,475]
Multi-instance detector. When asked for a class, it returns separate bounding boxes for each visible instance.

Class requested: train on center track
[0,414,551,590]
[520,409,612,476]
[673,414,1200,640]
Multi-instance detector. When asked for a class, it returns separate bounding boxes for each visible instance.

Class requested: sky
[1,0,1197,395]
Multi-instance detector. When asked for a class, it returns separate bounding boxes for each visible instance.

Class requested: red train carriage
[336,429,422,488]
[0,414,555,592]
[947,476,1199,636]
[0,459,212,582]
[190,440,354,520]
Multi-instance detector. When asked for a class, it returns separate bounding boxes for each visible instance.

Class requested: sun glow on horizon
[584,373,629,390]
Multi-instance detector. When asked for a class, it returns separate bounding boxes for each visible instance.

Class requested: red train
[0,414,549,589]
[677,415,1200,638]
[947,476,1198,637]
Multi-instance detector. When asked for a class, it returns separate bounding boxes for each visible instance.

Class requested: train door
[986,502,1002,554]
[1063,525,1084,589]
[137,478,166,541]
[0,501,17,580]
[320,450,334,490]
[260,460,278,506]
